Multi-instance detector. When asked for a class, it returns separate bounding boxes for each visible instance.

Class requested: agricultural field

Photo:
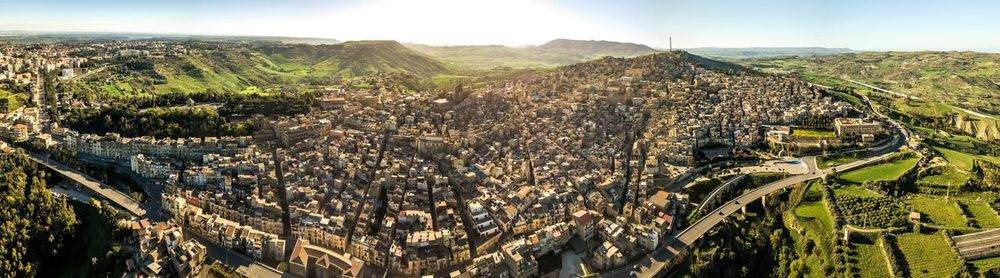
[834,194,907,228]
[906,195,968,228]
[838,157,919,183]
[969,256,1000,274]
[847,237,891,278]
[933,146,1000,172]
[832,185,883,198]
[916,167,969,189]
[959,200,1000,228]
[895,232,962,278]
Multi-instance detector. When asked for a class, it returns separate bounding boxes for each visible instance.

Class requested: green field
[907,195,968,227]
[0,88,27,112]
[839,157,919,183]
[828,90,866,109]
[849,237,892,278]
[833,185,883,198]
[917,167,969,189]
[969,256,1000,274]
[786,181,834,278]
[961,200,1000,228]
[896,232,962,278]
[791,128,836,138]
[934,146,1000,172]
[817,153,859,168]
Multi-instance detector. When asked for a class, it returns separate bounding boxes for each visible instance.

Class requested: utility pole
[669,36,672,52]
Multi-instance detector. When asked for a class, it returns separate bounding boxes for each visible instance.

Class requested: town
[0,38,913,278]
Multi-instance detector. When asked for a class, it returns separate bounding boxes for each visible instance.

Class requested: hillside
[406,39,660,70]
[748,51,1000,115]
[68,46,290,97]
[746,51,1000,141]
[70,40,454,98]
[259,40,452,78]
[538,38,658,57]
[685,47,854,59]
[405,44,587,69]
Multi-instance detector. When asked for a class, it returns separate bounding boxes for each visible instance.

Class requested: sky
[0,0,998,51]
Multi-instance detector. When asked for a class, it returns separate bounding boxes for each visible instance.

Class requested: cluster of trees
[971,160,1000,190]
[0,151,77,275]
[685,214,798,277]
[834,194,907,228]
[60,89,318,138]
[62,105,254,138]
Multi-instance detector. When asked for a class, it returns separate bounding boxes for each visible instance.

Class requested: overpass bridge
[24,150,147,216]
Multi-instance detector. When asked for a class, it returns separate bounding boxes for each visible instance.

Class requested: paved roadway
[23,149,147,216]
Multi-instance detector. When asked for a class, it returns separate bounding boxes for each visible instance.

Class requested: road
[611,95,909,277]
[22,149,147,216]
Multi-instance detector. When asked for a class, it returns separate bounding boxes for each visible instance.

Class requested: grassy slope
[261,40,453,78]
[849,237,892,278]
[839,157,920,183]
[907,195,968,227]
[78,41,456,97]
[405,44,587,69]
[896,232,962,278]
[0,88,27,112]
[787,182,833,277]
[405,39,660,70]
[961,200,1000,228]
[833,185,884,198]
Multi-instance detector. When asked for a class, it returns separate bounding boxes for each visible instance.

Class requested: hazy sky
[1,0,998,51]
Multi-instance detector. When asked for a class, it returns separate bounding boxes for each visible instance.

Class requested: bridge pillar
[761,194,767,207]
[740,206,746,215]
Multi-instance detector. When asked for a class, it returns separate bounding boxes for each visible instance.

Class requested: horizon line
[2,29,998,53]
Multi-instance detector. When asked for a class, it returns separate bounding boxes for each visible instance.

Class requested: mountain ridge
[404,39,660,70]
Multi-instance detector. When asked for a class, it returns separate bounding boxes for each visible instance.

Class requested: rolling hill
[746,51,1000,141]
[537,38,659,57]
[71,40,455,98]
[259,40,452,78]
[405,39,660,70]
[685,47,854,59]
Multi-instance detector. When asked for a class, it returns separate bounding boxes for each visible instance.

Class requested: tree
[0,151,78,276]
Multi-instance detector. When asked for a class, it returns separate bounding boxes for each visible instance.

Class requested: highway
[23,149,147,216]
